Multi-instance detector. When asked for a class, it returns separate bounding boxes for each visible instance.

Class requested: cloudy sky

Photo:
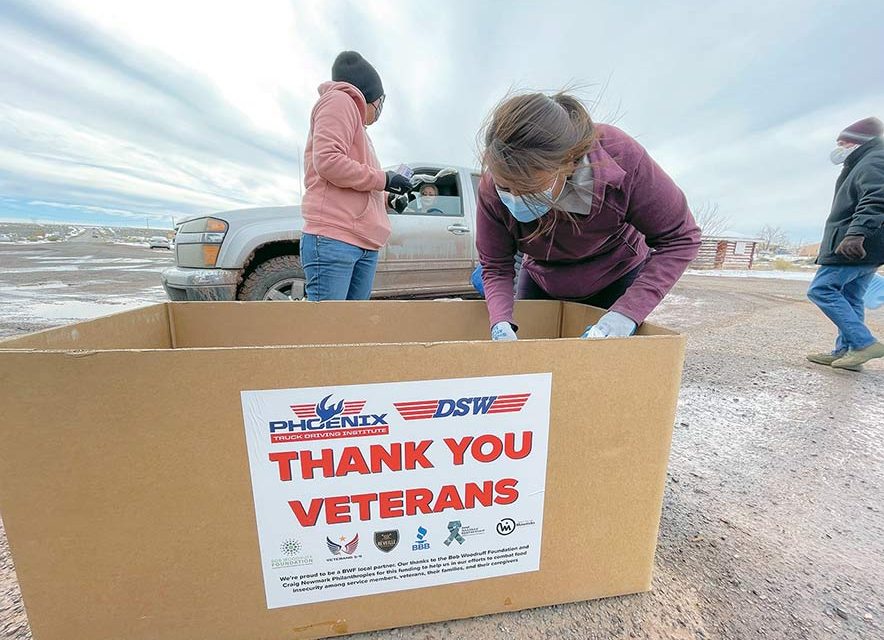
[1,0,882,242]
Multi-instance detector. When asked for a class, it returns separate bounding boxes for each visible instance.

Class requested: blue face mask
[496,179,558,223]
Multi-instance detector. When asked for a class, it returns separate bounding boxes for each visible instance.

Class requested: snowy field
[0,281,167,323]
[685,268,817,282]
[0,241,173,337]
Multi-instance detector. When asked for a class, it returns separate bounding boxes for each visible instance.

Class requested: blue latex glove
[581,311,637,339]
[471,265,485,298]
[491,321,518,341]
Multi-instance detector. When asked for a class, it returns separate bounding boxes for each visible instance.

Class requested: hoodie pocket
[353,191,373,220]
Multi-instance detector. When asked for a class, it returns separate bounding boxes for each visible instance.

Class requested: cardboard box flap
[0,301,678,353]
[168,300,565,349]
[0,303,173,351]
[560,302,678,338]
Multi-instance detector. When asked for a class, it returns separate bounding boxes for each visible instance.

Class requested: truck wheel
[238,255,306,301]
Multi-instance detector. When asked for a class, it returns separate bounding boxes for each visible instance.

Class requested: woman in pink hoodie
[300,51,412,301]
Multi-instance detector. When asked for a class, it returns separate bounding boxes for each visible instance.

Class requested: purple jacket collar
[588,138,627,216]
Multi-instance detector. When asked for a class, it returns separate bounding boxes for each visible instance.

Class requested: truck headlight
[175,217,228,267]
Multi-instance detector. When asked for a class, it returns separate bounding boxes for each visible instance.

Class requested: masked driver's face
[420,187,437,205]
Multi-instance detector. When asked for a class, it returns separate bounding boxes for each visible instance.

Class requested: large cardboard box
[0,300,685,640]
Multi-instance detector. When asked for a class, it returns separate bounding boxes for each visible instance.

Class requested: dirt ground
[1,242,882,639]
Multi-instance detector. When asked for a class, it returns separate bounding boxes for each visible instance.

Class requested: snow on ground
[5,254,169,273]
[0,282,168,323]
[646,293,708,330]
[685,269,817,282]
[3,265,166,273]
[0,243,174,335]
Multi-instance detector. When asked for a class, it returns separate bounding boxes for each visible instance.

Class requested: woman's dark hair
[479,91,597,241]
[481,91,595,192]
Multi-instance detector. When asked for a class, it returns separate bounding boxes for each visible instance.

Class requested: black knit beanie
[331,51,384,104]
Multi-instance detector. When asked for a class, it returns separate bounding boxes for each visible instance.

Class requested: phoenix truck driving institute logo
[393,394,531,421]
[268,394,389,443]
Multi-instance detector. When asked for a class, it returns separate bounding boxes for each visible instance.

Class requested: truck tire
[238,255,306,301]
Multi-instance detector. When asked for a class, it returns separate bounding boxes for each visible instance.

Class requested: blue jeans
[807,265,878,353]
[301,233,379,301]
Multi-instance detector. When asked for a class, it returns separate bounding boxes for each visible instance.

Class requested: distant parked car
[0,234,13,243]
[149,236,172,250]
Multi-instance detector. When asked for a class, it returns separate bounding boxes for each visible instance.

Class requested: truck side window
[392,168,464,217]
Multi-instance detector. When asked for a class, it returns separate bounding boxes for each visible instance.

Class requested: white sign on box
[241,373,552,608]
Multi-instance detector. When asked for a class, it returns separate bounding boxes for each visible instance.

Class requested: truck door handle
[447,224,471,235]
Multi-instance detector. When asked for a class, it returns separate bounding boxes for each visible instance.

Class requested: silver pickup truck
[161,164,484,301]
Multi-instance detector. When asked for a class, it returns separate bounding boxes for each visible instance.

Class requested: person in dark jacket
[807,117,884,370]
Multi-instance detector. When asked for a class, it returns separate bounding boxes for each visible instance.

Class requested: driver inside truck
[417,184,445,215]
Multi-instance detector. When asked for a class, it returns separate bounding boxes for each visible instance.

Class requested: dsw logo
[394,394,531,421]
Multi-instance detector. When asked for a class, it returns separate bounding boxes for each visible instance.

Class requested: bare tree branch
[693,202,730,238]
[758,224,789,252]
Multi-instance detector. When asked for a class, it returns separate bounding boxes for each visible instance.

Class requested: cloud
[0,0,882,240]
[654,93,884,239]
[28,201,141,217]
[0,0,308,225]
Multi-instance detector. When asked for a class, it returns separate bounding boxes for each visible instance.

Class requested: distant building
[797,243,821,258]
[692,233,760,270]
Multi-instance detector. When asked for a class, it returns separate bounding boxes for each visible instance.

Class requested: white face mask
[830,144,859,165]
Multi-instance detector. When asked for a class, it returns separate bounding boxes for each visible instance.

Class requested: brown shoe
[832,342,884,369]
[806,352,845,367]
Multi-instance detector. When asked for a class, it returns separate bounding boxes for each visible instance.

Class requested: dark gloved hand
[386,192,414,213]
[835,235,866,260]
[385,171,413,195]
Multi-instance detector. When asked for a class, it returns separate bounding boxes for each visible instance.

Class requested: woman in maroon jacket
[477,92,701,340]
